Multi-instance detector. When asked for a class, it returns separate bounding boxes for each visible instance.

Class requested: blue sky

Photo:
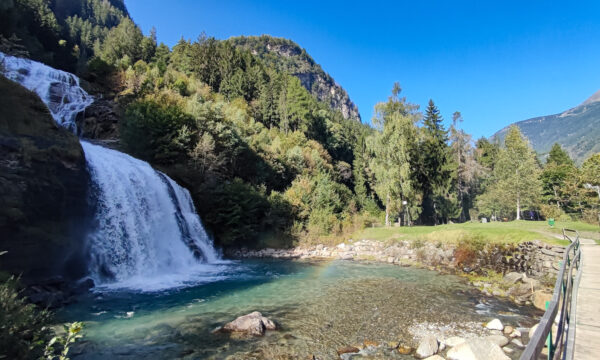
[125,0,600,138]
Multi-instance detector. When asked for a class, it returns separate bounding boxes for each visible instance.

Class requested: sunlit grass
[351,220,600,246]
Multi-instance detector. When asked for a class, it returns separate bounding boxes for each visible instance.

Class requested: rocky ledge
[226,238,564,308]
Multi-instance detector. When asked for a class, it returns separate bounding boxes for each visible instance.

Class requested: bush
[540,204,563,220]
[0,276,51,359]
[454,234,485,268]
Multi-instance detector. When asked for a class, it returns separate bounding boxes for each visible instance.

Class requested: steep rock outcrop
[229,35,361,122]
[0,76,90,280]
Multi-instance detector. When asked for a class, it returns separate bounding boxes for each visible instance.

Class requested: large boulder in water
[0,75,90,281]
[213,311,277,336]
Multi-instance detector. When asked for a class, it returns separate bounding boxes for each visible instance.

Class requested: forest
[1,0,599,252]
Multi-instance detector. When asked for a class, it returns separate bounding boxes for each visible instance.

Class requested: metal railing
[520,229,581,360]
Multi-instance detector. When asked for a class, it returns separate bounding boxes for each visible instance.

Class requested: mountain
[493,90,600,164]
[228,35,361,122]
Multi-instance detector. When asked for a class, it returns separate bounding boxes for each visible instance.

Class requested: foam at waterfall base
[92,261,236,292]
[1,51,223,291]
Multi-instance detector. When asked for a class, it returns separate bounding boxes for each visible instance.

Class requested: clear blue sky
[125,0,600,139]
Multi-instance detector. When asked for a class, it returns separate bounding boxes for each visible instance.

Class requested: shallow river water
[58,260,542,359]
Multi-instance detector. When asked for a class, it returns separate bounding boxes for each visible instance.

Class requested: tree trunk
[516,196,521,220]
[385,194,390,227]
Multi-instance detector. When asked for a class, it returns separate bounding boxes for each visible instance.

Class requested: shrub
[540,204,562,220]
[0,276,51,359]
[454,234,485,268]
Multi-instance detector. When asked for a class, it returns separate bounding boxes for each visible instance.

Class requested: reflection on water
[59,260,541,359]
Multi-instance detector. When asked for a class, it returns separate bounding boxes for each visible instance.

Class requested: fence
[520,229,581,360]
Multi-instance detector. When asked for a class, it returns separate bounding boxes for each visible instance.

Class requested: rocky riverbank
[226,238,565,309]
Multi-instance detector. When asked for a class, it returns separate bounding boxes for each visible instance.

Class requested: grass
[352,220,600,246]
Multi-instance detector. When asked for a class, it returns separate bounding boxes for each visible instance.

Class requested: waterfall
[1,52,222,291]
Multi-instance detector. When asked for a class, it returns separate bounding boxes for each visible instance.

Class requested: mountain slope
[228,35,361,122]
[493,90,600,164]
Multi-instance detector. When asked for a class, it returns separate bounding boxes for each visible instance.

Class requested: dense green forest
[1,0,599,251]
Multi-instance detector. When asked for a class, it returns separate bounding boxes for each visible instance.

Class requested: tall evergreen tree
[414,99,451,224]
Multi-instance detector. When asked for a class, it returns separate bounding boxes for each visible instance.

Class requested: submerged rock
[214,311,276,336]
[337,346,360,355]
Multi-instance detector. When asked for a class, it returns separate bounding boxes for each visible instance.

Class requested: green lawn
[353,220,600,246]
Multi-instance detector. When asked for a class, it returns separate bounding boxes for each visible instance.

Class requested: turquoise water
[59,260,540,359]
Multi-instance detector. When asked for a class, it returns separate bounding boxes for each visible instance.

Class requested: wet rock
[397,344,413,355]
[486,319,504,331]
[446,339,510,360]
[363,340,379,347]
[486,335,509,347]
[503,326,513,335]
[511,338,524,348]
[509,329,521,338]
[214,311,276,336]
[415,334,439,358]
[337,346,360,355]
[502,347,514,354]
[424,356,445,360]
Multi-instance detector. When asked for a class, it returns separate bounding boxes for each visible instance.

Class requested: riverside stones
[415,334,439,358]
[443,336,467,347]
[213,311,276,336]
[486,319,504,331]
[446,338,510,360]
[485,334,509,347]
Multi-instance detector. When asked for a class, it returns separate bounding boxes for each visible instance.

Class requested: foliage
[0,276,51,359]
[42,322,83,360]
[477,126,542,220]
[367,83,419,226]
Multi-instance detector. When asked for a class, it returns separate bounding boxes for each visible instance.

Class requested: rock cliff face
[229,35,361,122]
[0,75,90,280]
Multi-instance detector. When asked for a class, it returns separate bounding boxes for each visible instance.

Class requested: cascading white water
[1,52,222,291]
[0,53,93,133]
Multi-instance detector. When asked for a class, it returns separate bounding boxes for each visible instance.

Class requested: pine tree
[414,99,451,224]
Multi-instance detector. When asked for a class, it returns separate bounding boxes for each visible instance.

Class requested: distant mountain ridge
[493,90,600,164]
[228,35,361,122]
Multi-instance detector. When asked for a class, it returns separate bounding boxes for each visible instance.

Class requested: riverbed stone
[446,338,510,360]
[443,336,467,347]
[486,335,509,347]
[214,311,276,336]
[486,319,504,331]
[415,334,439,358]
[337,346,360,355]
[503,326,514,335]
[511,338,524,348]
[397,344,413,354]
[424,356,445,360]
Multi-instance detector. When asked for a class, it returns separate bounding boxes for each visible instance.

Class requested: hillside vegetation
[228,35,361,121]
[494,91,600,164]
[1,0,599,251]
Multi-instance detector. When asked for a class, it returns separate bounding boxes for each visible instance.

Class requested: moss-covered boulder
[0,75,90,280]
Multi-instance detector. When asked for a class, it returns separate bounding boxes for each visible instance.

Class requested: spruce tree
[414,99,451,224]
